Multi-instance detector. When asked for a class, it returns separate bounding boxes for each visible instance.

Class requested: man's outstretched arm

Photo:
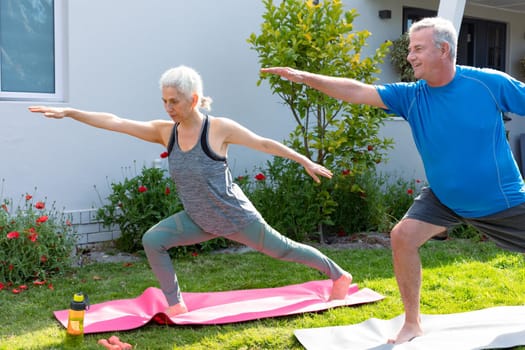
[261,67,387,109]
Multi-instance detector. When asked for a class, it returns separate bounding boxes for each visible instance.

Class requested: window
[0,0,65,101]
[403,7,507,72]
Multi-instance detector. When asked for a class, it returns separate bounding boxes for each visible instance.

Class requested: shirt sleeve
[375,82,417,120]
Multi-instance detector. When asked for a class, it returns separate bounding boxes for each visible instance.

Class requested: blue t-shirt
[376,65,525,218]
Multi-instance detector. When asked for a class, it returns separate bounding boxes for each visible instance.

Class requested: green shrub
[0,188,75,286]
[96,165,228,255]
[237,158,336,242]
[390,32,416,82]
[237,160,425,241]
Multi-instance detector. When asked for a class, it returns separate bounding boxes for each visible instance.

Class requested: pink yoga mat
[54,280,384,334]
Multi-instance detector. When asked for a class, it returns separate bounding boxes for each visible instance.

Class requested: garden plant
[0,181,75,291]
[247,0,394,242]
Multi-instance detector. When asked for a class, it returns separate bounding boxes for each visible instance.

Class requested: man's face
[407,28,445,80]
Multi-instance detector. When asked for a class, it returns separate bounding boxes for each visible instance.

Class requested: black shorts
[404,187,525,253]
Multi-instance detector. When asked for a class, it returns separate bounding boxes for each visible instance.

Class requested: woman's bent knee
[142,229,160,250]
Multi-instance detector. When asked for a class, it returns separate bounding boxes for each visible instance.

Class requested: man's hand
[260,67,305,84]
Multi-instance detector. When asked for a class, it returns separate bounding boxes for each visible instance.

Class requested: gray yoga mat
[295,305,525,350]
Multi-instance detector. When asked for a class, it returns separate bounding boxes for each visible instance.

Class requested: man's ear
[441,41,450,58]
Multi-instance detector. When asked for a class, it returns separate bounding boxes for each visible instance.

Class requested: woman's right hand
[28,106,68,119]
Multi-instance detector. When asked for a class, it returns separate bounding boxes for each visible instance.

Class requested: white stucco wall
[1,0,294,211]
[1,0,524,216]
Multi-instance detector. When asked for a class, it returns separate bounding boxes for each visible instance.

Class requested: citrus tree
[248,0,393,173]
[247,0,394,241]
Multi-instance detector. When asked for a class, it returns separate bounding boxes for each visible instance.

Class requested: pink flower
[35,202,45,210]
[160,151,169,159]
[138,186,147,193]
[255,173,266,181]
[7,231,20,239]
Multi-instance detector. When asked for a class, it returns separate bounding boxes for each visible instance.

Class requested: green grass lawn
[0,239,524,349]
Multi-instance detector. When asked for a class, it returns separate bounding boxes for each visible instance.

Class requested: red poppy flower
[36,215,49,224]
[7,231,20,239]
[12,288,20,294]
[66,219,72,226]
[25,194,33,201]
[8,264,14,271]
[40,255,48,263]
[138,186,147,193]
[367,145,374,151]
[1,204,8,213]
[35,202,45,210]
[48,283,54,290]
[165,187,171,195]
[342,169,351,176]
[191,252,198,257]
[19,285,28,290]
[255,173,266,181]
[0,282,4,291]
[160,151,169,158]
[28,233,38,242]
[407,189,414,195]
[33,280,47,286]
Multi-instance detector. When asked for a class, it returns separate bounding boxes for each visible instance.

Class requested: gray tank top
[167,115,261,235]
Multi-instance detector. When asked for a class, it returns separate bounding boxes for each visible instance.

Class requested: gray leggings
[142,211,346,305]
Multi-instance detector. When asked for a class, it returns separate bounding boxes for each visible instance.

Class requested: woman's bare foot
[329,272,352,300]
[387,321,423,344]
[166,301,188,316]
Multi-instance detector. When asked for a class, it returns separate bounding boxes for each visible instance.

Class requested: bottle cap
[70,292,89,311]
[73,293,84,302]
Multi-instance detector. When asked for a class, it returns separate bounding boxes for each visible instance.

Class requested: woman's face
[161,86,195,122]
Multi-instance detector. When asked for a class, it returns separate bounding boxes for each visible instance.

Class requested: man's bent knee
[390,219,446,251]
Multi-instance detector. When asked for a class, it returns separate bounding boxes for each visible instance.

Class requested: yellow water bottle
[66,292,89,345]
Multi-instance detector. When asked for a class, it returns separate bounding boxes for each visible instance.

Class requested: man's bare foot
[329,272,352,300]
[166,301,188,316]
[387,321,423,344]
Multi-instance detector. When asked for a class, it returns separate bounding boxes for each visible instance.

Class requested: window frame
[0,0,66,102]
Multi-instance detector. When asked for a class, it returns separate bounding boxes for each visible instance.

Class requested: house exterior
[1,0,524,244]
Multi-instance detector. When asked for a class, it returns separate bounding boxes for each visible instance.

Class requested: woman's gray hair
[409,17,458,62]
[159,65,213,111]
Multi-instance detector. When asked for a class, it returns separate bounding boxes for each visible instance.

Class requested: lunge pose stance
[262,17,525,344]
[29,65,352,316]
